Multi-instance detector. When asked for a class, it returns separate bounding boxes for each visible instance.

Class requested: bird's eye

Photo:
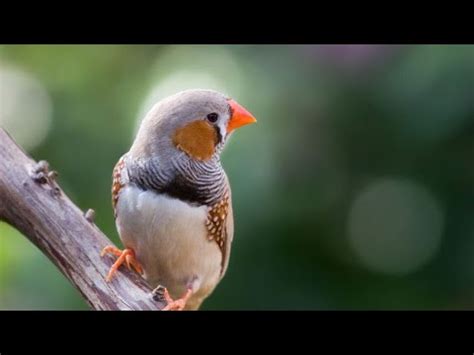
[207,113,219,123]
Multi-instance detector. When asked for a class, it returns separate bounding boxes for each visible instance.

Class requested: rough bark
[0,128,165,310]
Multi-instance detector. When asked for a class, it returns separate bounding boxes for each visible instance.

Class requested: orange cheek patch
[172,120,218,161]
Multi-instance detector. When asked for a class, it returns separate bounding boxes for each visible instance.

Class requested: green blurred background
[0,45,473,310]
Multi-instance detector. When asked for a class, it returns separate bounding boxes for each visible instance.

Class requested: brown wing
[205,177,234,277]
[112,155,127,218]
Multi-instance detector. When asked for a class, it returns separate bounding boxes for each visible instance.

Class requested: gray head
[130,89,256,161]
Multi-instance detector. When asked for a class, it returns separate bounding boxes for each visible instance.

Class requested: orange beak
[227,99,257,133]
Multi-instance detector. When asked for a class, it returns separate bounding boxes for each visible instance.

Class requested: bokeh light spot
[0,65,52,151]
[135,46,244,132]
[348,178,444,275]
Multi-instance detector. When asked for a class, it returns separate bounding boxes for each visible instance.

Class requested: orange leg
[162,287,193,311]
[100,246,143,282]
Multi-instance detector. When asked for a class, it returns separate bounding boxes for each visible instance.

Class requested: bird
[100,89,257,310]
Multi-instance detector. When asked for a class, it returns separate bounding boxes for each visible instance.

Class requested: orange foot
[153,286,193,311]
[100,246,143,282]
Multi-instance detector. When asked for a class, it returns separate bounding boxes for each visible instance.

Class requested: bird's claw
[163,299,187,311]
[152,285,192,310]
[161,287,192,311]
[125,253,143,274]
[100,246,143,282]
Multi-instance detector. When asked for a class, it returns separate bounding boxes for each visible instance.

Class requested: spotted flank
[112,156,126,217]
[206,191,230,272]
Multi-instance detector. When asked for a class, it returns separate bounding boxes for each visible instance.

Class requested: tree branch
[0,128,165,310]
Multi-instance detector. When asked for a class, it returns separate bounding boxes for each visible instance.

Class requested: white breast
[115,185,222,308]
